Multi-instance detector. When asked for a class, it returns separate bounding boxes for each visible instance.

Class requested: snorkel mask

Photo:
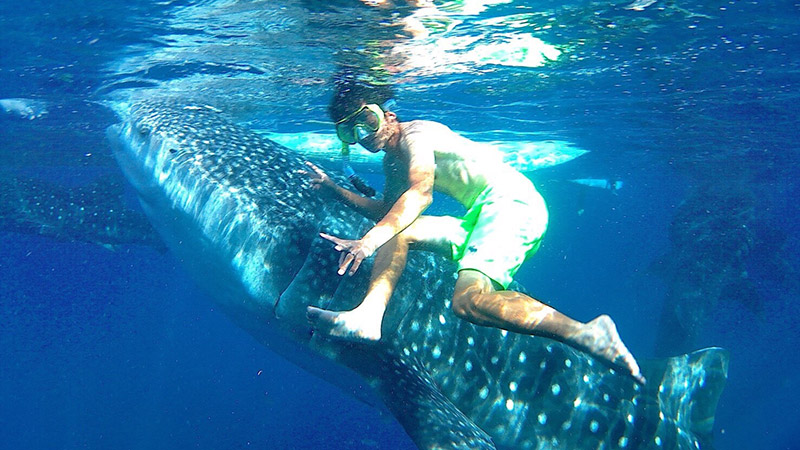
[335,103,384,145]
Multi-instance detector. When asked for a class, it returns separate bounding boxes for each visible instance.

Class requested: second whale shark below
[107,99,728,450]
[0,174,164,251]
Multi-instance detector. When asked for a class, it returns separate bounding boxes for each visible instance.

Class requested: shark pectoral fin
[374,350,496,450]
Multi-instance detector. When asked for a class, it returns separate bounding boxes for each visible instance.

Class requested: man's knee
[392,228,416,248]
[451,292,478,320]
[451,270,495,320]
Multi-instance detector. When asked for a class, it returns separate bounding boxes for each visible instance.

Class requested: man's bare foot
[307,306,383,342]
[573,315,645,385]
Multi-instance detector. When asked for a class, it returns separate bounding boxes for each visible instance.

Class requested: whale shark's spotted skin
[0,174,163,250]
[108,99,728,450]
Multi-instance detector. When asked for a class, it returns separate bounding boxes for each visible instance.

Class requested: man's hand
[299,162,334,191]
[320,233,377,276]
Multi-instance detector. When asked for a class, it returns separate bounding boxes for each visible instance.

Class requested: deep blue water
[1,1,799,449]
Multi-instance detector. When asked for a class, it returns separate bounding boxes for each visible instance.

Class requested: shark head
[108,99,729,450]
[109,100,328,324]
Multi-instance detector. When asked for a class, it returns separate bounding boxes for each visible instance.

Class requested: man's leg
[451,270,645,384]
[308,216,466,342]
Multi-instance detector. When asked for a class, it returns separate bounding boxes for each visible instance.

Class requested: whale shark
[261,131,588,174]
[0,174,164,250]
[107,99,728,450]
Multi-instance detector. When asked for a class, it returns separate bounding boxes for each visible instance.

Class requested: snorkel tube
[341,142,376,197]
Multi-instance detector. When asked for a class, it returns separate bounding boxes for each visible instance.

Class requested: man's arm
[301,162,387,221]
[326,180,387,221]
[318,143,435,276]
[360,142,435,252]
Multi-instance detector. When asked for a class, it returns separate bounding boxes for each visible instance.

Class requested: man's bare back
[391,120,523,208]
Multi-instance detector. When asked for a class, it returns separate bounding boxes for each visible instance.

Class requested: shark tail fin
[641,347,729,447]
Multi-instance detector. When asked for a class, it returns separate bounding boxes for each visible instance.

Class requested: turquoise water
[1,1,798,449]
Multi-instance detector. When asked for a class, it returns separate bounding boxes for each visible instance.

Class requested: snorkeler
[302,80,645,384]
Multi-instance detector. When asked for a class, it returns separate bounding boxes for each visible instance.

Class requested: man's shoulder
[401,120,466,149]
[402,119,453,135]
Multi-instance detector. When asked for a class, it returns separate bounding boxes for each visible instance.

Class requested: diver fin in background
[374,349,496,450]
[569,178,624,192]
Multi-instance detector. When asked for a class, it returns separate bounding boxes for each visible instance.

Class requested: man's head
[328,70,394,122]
[329,70,397,152]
